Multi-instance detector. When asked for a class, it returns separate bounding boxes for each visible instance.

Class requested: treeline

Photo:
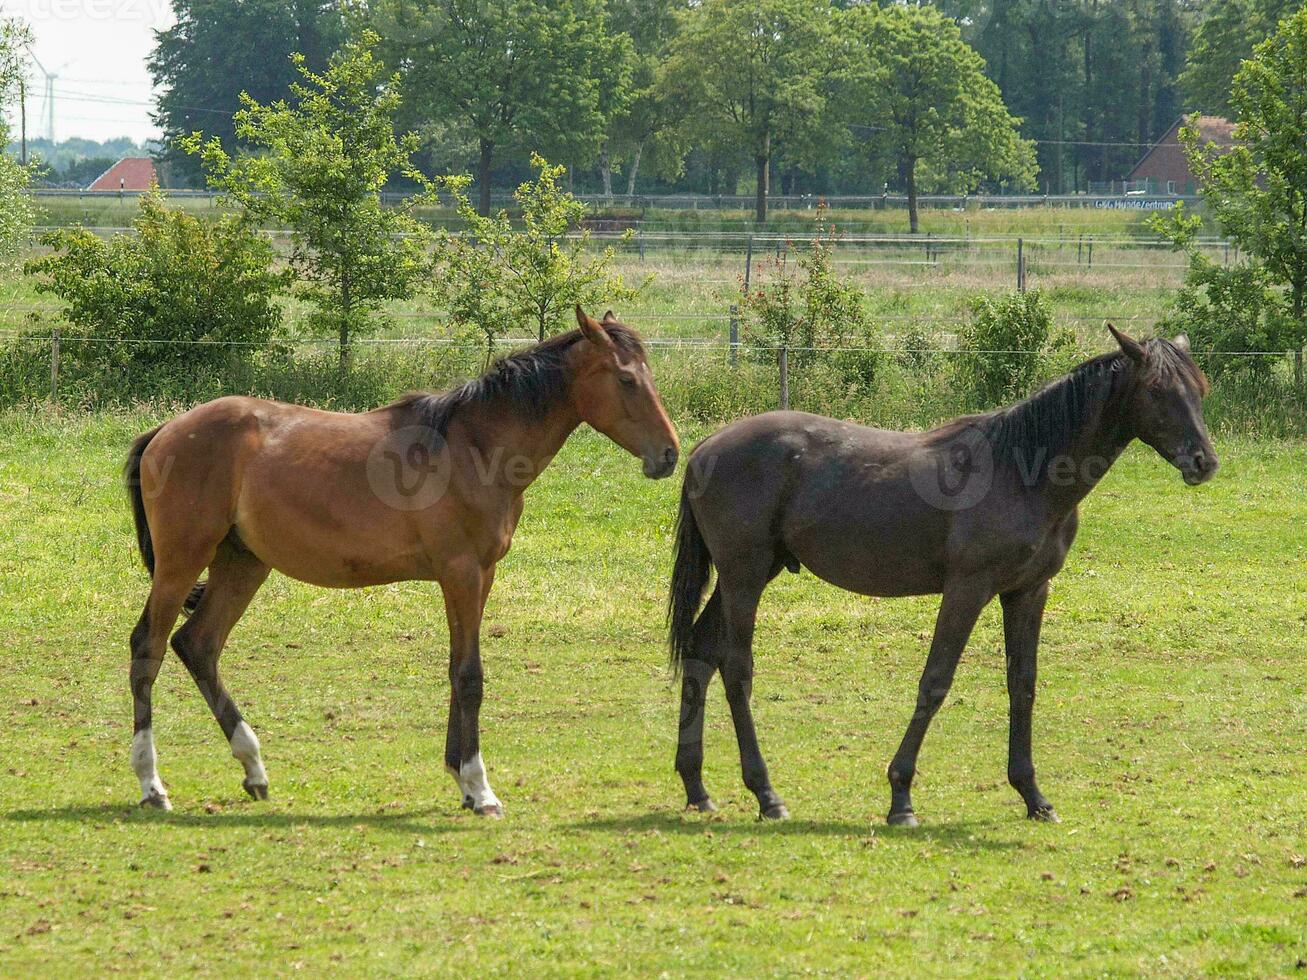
[150,0,1304,218]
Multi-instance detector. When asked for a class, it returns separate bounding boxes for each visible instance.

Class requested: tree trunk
[1294,279,1304,386]
[905,157,920,234]
[754,152,769,224]
[339,277,352,370]
[599,141,613,200]
[626,141,644,198]
[478,138,494,217]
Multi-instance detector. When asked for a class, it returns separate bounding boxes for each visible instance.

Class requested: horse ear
[1108,323,1146,364]
[1173,333,1191,353]
[575,305,615,349]
[602,310,618,324]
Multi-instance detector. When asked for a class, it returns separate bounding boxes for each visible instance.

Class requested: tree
[1181,0,1301,115]
[660,0,834,223]
[150,0,344,186]
[181,32,437,365]
[840,3,1036,233]
[1157,8,1307,381]
[371,0,626,216]
[0,15,37,267]
[26,189,288,376]
[434,155,643,354]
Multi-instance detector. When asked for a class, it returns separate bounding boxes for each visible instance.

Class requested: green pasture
[0,410,1303,975]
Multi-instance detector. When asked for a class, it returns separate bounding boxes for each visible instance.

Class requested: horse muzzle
[643,445,679,479]
[1179,448,1218,485]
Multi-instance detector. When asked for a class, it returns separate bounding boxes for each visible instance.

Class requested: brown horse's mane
[394,324,645,440]
[933,338,1207,475]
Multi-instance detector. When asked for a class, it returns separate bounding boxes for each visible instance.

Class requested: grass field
[1,409,1304,975]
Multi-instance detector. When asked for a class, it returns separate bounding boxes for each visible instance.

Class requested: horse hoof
[1029,806,1061,823]
[474,803,504,819]
[243,780,269,801]
[887,810,919,828]
[140,792,172,811]
[760,803,790,821]
[686,798,718,813]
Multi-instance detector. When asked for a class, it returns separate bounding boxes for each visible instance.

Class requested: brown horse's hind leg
[716,570,789,821]
[441,562,502,817]
[170,543,271,800]
[676,589,724,812]
[130,566,210,810]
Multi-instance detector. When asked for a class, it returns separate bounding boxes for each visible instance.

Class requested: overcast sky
[7,0,172,144]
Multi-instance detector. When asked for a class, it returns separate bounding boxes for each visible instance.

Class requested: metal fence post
[779,345,789,410]
[638,226,645,262]
[729,304,740,366]
[743,233,754,293]
[1016,238,1026,293]
[50,328,60,403]
[1087,236,1094,268]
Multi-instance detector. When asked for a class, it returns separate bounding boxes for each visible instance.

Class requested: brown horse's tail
[125,426,205,614]
[668,479,712,676]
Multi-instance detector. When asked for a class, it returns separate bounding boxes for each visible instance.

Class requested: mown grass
[0,408,1303,976]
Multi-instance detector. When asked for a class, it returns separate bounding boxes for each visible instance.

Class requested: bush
[741,210,882,388]
[955,290,1073,407]
[25,189,290,387]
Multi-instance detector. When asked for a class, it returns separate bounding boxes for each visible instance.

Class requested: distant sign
[1093,199,1177,210]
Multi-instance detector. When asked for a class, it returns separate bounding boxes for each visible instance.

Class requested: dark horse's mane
[934,338,1207,475]
[393,324,644,439]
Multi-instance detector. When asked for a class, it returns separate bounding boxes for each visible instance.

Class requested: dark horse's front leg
[1000,581,1058,822]
[441,561,502,817]
[887,580,992,826]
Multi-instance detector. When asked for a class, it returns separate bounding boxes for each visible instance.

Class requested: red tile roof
[87,157,157,192]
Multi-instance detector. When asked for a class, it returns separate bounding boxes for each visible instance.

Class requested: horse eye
[619,374,637,389]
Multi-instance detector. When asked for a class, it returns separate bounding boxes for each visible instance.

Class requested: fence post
[1087,236,1094,268]
[778,345,789,410]
[729,304,740,367]
[50,328,60,403]
[1016,237,1026,292]
[743,233,754,293]
[638,226,645,262]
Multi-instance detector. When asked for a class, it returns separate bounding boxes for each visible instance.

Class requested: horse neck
[1031,362,1137,513]
[458,385,583,491]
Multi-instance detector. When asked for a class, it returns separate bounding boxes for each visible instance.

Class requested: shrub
[741,210,881,388]
[955,290,1073,407]
[25,189,290,385]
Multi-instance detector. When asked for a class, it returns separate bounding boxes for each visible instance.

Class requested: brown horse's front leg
[441,562,502,817]
[1000,581,1058,822]
[887,579,993,826]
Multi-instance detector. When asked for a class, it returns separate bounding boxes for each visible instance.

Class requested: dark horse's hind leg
[886,579,992,827]
[1001,582,1058,822]
[717,570,788,820]
[170,542,271,800]
[676,591,723,812]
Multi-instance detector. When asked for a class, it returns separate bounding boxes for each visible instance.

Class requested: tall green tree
[840,3,1036,233]
[181,32,437,364]
[371,0,626,216]
[1157,8,1307,380]
[0,15,36,267]
[660,0,834,223]
[150,0,345,186]
[1181,0,1302,114]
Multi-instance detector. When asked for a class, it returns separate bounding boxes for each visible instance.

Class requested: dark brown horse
[668,326,1215,826]
[124,308,677,814]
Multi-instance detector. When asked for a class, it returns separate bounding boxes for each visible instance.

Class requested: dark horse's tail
[125,426,204,614]
[668,480,713,676]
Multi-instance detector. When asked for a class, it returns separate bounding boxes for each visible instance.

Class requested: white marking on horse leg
[459,753,501,812]
[229,721,267,789]
[445,764,469,801]
[131,728,169,808]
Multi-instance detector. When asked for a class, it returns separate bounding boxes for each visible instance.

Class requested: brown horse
[668,326,1215,826]
[124,308,677,814]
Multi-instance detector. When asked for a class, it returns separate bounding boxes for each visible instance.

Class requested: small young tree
[434,155,643,359]
[0,16,38,267]
[1156,8,1307,382]
[181,31,436,365]
[26,188,288,375]
[955,291,1074,407]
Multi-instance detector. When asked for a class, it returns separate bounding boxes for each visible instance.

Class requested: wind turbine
[27,50,73,145]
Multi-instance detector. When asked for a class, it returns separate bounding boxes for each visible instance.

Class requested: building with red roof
[1127,116,1235,196]
[87,157,157,192]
